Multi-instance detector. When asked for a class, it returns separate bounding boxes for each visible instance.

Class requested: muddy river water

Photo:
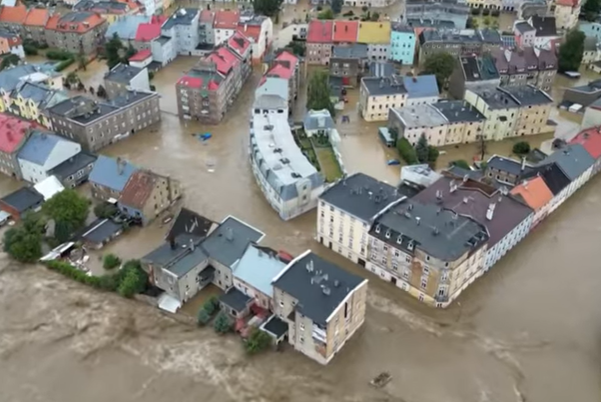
[2,9,601,400]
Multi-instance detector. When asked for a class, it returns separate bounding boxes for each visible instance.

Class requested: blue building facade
[390,24,415,65]
[580,21,601,41]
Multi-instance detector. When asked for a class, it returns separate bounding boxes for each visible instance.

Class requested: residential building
[273,23,307,50]
[306,20,333,65]
[330,44,368,78]
[514,21,536,47]
[0,113,35,178]
[118,170,181,225]
[77,218,123,249]
[150,35,176,67]
[317,172,404,265]
[0,64,63,93]
[128,49,153,69]
[448,54,501,100]
[418,29,501,64]
[404,0,470,29]
[510,175,554,228]
[430,100,486,145]
[517,0,548,19]
[303,109,336,137]
[526,16,560,48]
[357,21,391,61]
[45,12,107,55]
[402,75,439,105]
[88,155,138,201]
[0,29,23,58]
[484,155,533,185]
[554,0,580,31]
[197,10,215,46]
[400,164,442,188]
[132,15,167,52]
[0,186,43,221]
[22,8,50,44]
[406,18,455,30]
[6,81,69,128]
[176,32,252,123]
[367,198,489,307]
[0,4,26,33]
[17,131,81,184]
[105,15,151,46]
[359,75,407,122]
[47,90,161,151]
[389,24,415,65]
[254,76,290,115]
[268,50,300,103]
[237,15,273,63]
[213,10,239,46]
[332,20,358,45]
[161,8,200,56]
[368,61,396,78]
[582,98,601,129]
[47,151,97,189]
[464,84,554,141]
[570,126,601,174]
[104,63,151,99]
[249,111,325,220]
[580,19,601,41]
[73,0,138,24]
[271,251,368,365]
[562,79,601,109]
[582,36,600,66]
[491,47,558,93]
[388,104,449,146]
[520,162,571,214]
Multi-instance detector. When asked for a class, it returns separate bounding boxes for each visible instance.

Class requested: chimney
[225,227,234,241]
[189,238,195,251]
[306,259,314,272]
[322,286,331,296]
[169,236,176,250]
[416,217,421,225]
[486,203,496,221]
[116,157,124,175]
[521,157,526,171]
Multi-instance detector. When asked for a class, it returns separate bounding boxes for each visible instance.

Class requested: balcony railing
[312,326,327,343]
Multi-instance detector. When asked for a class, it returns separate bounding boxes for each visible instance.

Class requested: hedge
[55,59,75,72]
[396,137,418,165]
[46,49,73,60]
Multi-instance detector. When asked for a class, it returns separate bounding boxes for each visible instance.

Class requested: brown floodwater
[2,21,601,402]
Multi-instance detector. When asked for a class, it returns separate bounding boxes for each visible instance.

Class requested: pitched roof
[105,15,151,40]
[232,244,286,296]
[17,131,67,166]
[529,16,557,37]
[237,23,261,41]
[142,239,208,278]
[272,251,365,326]
[266,62,294,80]
[129,49,152,62]
[200,216,264,268]
[199,10,214,23]
[515,21,534,34]
[88,155,138,192]
[104,63,143,84]
[48,12,105,33]
[213,10,239,30]
[207,46,239,75]
[332,43,368,59]
[402,75,439,98]
[1,186,43,213]
[81,218,122,244]
[227,31,251,56]
[48,151,97,181]
[0,5,26,24]
[118,170,157,209]
[303,109,335,131]
[510,176,554,211]
[307,20,333,43]
[219,287,251,312]
[539,144,595,181]
[275,50,298,67]
[136,20,162,41]
[23,8,49,27]
[332,20,358,43]
[569,126,601,159]
[0,113,35,154]
[167,207,216,241]
[521,163,570,196]
[487,155,533,177]
[362,75,407,96]
[357,21,391,44]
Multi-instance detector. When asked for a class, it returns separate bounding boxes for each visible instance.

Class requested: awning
[158,293,181,313]
[261,315,289,341]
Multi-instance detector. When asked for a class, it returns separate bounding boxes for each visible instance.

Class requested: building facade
[359,75,407,122]
[44,12,107,55]
[306,20,333,65]
[104,63,151,99]
[0,113,35,179]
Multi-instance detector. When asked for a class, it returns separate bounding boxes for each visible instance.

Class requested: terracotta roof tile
[214,10,239,30]
[332,20,358,43]
[119,170,156,210]
[569,127,601,159]
[0,113,36,154]
[510,176,554,211]
[0,5,27,24]
[129,48,151,61]
[237,23,261,41]
[23,8,49,27]
[307,20,333,43]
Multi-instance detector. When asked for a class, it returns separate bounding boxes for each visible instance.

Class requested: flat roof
[390,104,447,128]
[431,100,485,123]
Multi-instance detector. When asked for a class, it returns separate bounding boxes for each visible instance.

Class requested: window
[279,300,284,308]
[421,277,428,289]
[299,323,305,331]
[299,336,304,344]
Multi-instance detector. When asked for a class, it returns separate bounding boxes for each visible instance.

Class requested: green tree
[54,219,74,243]
[0,54,20,71]
[396,137,418,165]
[116,260,147,297]
[66,72,80,85]
[94,202,118,219]
[253,0,283,17]
[287,41,306,57]
[558,30,585,72]
[415,134,430,163]
[197,309,211,326]
[422,52,456,90]
[371,11,380,21]
[307,70,335,117]
[97,84,107,98]
[105,33,126,69]
[213,312,233,334]
[317,8,334,19]
[245,327,272,354]
[427,145,439,165]
[451,159,471,169]
[42,189,90,231]
[103,253,121,270]
[483,16,491,27]
[331,0,343,14]
[202,298,217,315]
[3,214,45,263]
[512,141,531,155]
[583,0,601,21]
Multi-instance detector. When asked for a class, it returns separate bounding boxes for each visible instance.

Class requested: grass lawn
[315,147,343,182]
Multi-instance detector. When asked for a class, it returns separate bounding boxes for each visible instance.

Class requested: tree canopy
[105,34,134,69]
[415,134,430,164]
[0,54,20,71]
[245,327,272,354]
[42,189,90,231]
[213,312,233,334]
[317,8,334,19]
[307,70,335,117]
[512,141,531,155]
[583,0,601,21]
[253,0,282,17]
[331,0,343,14]
[3,214,45,263]
[450,159,471,170]
[558,30,585,72]
[422,52,456,90]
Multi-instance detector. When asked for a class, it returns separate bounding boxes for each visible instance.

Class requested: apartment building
[390,24,415,65]
[267,51,300,104]
[403,75,439,105]
[524,16,561,48]
[332,20,358,46]
[161,8,200,56]
[330,44,368,78]
[569,127,601,174]
[484,155,533,185]
[255,77,289,115]
[176,32,251,123]
[431,100,486,145]
[359,75,407,122]
[464,84,554,141]
[418,29,501,64]
[88,155,137,201]
[73,0,138,23]
[45,12,107,55]
[357,21,391,61]
[237,15,273,63]
[306,20,333,65]
[0,113,35,179]
[0,5,26,33]
[47,90,161,151]
[6,80,68,128]
[22,8,50,44]
[104,63,151,99]
[448,54,501,100]
[403,0,470,29]
[271,251,368,365]
[519,162,571,214]
[491,47,557,93]
[554,0,580,31]
[317,173,405,265]
[388,104,449,146]
[367,198,489,307]
[213,10,239,46]
[510,175,554,229]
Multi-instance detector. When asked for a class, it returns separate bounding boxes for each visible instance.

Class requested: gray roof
[254,76,289,109]
[88,155,138,192]
[419,28,501,46]
[469,84,552,109]
[368,62,396,78]
[272,252,365,326]
[515,21,535,34]
[1,187,43,213]
[407,18,455,29]
[200,216,264,268]
[162,8,199,29]
[391,23,414,33]
[390,104,448,128]
[48,151,97,180]
[460,54,500,82]
[142,239,209,278]
[402,75,439,98]
[18,131,67,166]
[500,85,553,106]
[105,15,151,40]
[219,287,251,312]
[539,144,595,181]
[332,43,368,59]
[0,64,58,94]
[104,63,144,84]
[487,155,532,177]
[81,219,123,244]
[362,75,407,96]
[319,173,404,222]
[431,100,485,123]
[446,165,484,180]
[568,79,601,94]
[74,0,128,12]
[371,198,489,261]
[529,16,557,37]
[167,208,215,242]
[262,315,288,338]
[303,109,335,131]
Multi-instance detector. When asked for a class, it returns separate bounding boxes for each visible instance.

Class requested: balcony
[312,325,327,343]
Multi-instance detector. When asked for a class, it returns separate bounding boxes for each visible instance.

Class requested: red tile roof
[177,74,220,91]
[307,20,333,43]
[129,49,151,62]
[227,31,251,56]
[0,5,27,24]
[267,63,293,80]
[214,10,239,30]
[332,20,358,43]
[556,0,578,6]
[510,176,554,211]
[45,14,60,30]
[23,8,49,27]
[136,20,162,41]
[208,46,239,75]
[569,127,601,159]
[0,114,35,154]
[237,23,261,41]
[199,10,214,23]
[119,170,156,210]
[275,50,299,67]
[46,12,105,33]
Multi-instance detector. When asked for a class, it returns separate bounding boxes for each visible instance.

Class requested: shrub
[491,9,500,16]
[396,137,418,165]
[46,49,73,60]
[55,58,74,72]
[213,312,233,335]
[342,10,354,16]
[451,159,471,169]
[512,141,531,155]
[197,309,211,326]
[103,253,121,270]
[482,8,490,15]
[202,298,217,315]
[94,202,118,219]
[316,5,323,10]
[245,327,272,355]
[471,7,480,15]
[24,45,38,56]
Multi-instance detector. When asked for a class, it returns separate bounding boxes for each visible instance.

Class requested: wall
[233,277,271,310]
[484,213,532,271]
[390,31,415,65]
[177,258,209,302]
[582,106,601,129]
[359,83,407,122]
[273,24,307,50]
[214,28,234,46]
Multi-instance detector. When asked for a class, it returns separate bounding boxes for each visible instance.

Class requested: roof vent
[322,285,331,296]
[334,279,340,287]
[306,259,314,272]
[225,227,234,241]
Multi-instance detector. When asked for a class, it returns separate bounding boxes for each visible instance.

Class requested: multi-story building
[464,84,554,141]
[388,104,449,146]
[73,0,138,24]
[367,198,489,307]
[582,36,600,66]
[237,15,273,63]
[317,172,405,265]
[357,21,391,61]
[518,0,548,19]
[273,23,307,50]
[47,90,161,151]
[332,20,358,46]
[569,127,601,174]
[271,251,368,365]
[0,65,63,108]
[0,5,27,33]
[306,20,333,65]
[448,54,501,100]
[103,63,151,99]
[198,10,215,46]
[359,75,407,122]
[44,12,107,55]
[418,28,502,64]
[580,19,601,41]
[514,20,536,47]
[430,100,486,145]
[402,75,439,105]
[105,15,152,48]
[491,47,557,93]
[484,155,533,185]
[213,10,239,46]
[403,0,470,29]
[330,44,368,78]
[176,32,251,123]
[554,0,580,31]
[526,16,561,48]
[161,8,200,56]
[0,113,35,179]
[22,8,50,44]
[8,81,69,128]
[48,151,97,189]
[255,76,290,115]
[88,155,138,202]
[268,50,300,103]
[510,175,554,229]
[389,24,415,65]
[414,174,533,272]
[520,162,571,214]
[0,29,23,58]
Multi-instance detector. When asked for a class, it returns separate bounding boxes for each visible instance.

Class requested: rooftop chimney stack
[189,238,195,251]
[486,202,496,221]
[521,156,526,171]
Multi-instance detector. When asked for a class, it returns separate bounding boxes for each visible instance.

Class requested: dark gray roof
[263,315,288,338]
[59,11,97,23]
[81,219,122,244]
[332,43,368,59]
[372,198,489,261]
[470,84,552,109]
[272,252,364,326]
[320,173,404,222]
[515,21,535,34]
[432,100,485,123]
[104,63,144,84]
[162,8,198,29]
[530,16,557,37]
[142,238,209,278]
[500,85,553,106]
[521,162,570,195]
[219,287,251,312]
[568,79,601,94]
[526,148,548,164]
[538,144,595,181]
[48,151,97,180]
[200,216,264,268]
[362,75,407,96]
[487,155,533,176]
[461,54,500,82]
[1,187,43,213]
[391,23,414,33]
[446,165,484,180]
[368,62,396,78]
[167,208,215,242]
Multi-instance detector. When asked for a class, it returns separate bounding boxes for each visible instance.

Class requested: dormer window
[396,235,402,244]
[375,225,381,234]
[408,241,414,251]
[385,230,391,239]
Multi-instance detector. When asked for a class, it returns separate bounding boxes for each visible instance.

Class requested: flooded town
[0,0,601,401]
